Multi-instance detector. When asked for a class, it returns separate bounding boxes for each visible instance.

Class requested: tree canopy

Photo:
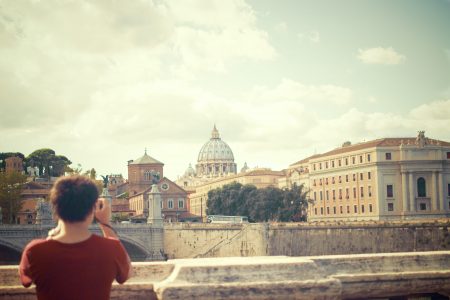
[26,149,72,178]
[0,171,27,224]
[206,182,311,222]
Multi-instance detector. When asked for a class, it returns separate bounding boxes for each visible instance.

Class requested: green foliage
[82,168,97,180]
[207,182,311,222]
[26,149,72,177]
[0,171,27,224]
[66,163,82,175]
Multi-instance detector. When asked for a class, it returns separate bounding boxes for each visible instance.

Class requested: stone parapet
[1,251,450,299]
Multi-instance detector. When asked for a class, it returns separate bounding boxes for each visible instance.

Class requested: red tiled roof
[245,169,284,176]
[290,154,322,167]
[291,137,450,164]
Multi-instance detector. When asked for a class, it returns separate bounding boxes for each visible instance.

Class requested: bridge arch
[0,239,23,265]
[119,237,151,261]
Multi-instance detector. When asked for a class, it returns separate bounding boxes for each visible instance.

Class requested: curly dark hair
[50,175,99,222]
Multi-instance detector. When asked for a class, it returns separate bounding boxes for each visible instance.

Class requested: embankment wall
[163,220,450,258]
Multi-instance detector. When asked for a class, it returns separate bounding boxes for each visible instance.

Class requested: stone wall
[163,220,450,259]
[2,252,450,299]
[163,223,269,258]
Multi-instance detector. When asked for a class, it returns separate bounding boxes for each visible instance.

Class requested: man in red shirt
[19,175,132,300]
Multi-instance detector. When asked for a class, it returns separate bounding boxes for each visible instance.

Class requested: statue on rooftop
[415,131,427,148]
[101,175,109,188]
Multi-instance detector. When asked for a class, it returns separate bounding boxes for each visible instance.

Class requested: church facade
[127,151,189,222]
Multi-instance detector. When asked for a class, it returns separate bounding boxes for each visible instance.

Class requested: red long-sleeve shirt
[19,234,130,300]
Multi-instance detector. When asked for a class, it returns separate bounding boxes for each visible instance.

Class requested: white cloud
[304,100,450,154]
[357,47,406,65]
[275,22,288,32]
[309,31,320,43]
[409,99,450,120]
[368,96,377,103]
[247,79,353,105]
[298,30,320,43]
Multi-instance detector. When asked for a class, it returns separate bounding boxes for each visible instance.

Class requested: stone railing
[1,251,449,299]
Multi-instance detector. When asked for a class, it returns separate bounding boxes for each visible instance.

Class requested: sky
[1,0,450,180]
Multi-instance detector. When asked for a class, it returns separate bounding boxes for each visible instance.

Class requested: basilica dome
[197,126,235,162]
[184,163,196,177]
[196,125,237,177]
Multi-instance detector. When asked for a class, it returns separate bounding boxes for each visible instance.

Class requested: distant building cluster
[3,128,450,224]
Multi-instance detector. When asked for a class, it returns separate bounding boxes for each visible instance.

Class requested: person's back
[19,175,131,300]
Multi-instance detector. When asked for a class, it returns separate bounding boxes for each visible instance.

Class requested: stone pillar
[432,171,438,211]
[402,172,409,212]
[101,187,112,222]
[438,172,445,211]
[409,173,415,212]
[148,184,164,227]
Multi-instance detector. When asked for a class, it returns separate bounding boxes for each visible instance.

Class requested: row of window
[161,198,185,209]
[313,154,372,171]
[384,181,450,199]
[313,204,373,215]
[385,177,433,199]
[314,186,373,201]
[131,198,185,211]
[313,172,372,186]
[313,151,450,174]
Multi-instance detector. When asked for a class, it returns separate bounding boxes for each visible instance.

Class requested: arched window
[417,177,426,197]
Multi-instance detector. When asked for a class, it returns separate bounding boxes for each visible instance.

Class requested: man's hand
[95,198,111,225]
[47,220,62,240]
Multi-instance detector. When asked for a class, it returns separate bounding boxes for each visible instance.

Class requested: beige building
[189,168,284,219]
[281,132,450,221]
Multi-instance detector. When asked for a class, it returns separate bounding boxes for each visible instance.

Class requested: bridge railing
[1,251,450,299]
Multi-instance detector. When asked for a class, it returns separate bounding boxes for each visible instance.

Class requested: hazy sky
[1,0,450,180]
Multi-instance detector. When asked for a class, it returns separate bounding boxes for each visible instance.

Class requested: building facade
[5,157,23,173]
[281,132,450,221]
[127,151,189,222]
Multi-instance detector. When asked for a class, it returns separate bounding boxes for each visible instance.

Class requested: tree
[206,181,311,222]
[89,168,96,180]
[66,163,83,175]
[51,155,71,176]
[0,171,27,224]
[278,183,310,222]
[26,149,72,178]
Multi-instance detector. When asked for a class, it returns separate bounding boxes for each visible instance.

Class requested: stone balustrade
[1,251,449,299]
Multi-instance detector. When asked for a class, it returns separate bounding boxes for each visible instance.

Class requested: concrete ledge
[1,251,450,299]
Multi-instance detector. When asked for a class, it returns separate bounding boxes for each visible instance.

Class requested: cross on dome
[211,124,220,139]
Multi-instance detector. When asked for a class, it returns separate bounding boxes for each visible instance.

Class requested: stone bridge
[0,224,164,263]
